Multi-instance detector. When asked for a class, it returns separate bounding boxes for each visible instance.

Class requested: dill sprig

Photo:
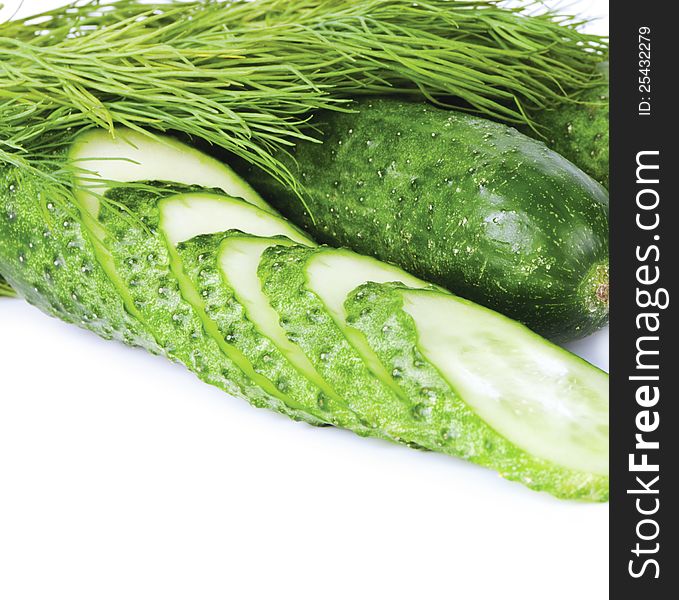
[0,0,606,193]
[0,274,16,297]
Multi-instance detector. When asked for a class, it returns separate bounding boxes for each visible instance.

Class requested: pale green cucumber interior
[305,249,428,395]
[69,128,267,216]
[400,289,609,475]
[166,236,289,404]
[306,250,427,319]
[157,193,312,407]
[160,193,311,246]
[219,236,339,401]
[67,130,281,332]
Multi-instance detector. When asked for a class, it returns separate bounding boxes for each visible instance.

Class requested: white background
[0,1,609,599]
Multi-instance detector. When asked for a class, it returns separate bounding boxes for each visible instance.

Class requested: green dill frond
[0,274,16,297]
[0,0,607,196]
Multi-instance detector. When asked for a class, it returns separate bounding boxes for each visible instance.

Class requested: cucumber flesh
[160,193,310,246]
[305,249,429,396]
[306,249,427,320]
[220,237,323,381]
[216,236,368,427]
[345,282,608,500]
[400,290,608,476]
[69,129,267,216]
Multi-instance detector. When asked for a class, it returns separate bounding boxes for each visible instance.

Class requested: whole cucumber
[237,98,609,342]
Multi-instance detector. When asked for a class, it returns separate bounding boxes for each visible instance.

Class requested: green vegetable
[178,233,372,432]
[239,97,610,341]
[345,282,608,500]
[0,165,159,348]
[0,129,608,499]
[527,62,609,187]
[257,243,607,499]
[0,0,606,199]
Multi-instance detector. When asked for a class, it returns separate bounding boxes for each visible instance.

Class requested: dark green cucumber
[344,282,608,501]
[528,62,609,188]
[237,97,609,342]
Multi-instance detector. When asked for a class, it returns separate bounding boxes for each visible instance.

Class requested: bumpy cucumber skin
[99,186,318,424]
[177,233,359,427]
[239,98,609,342]
[345,282,608,501]
[258,244,481,452]
[259,244,404,438]
[0,165,159,351]
[527,64,609,188]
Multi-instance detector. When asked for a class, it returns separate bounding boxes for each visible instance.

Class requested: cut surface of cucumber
[306,249,428,320]
[218,236,368,424]
[220,236,323,381]
[69,128,267,215]
[305,248,428,396]
[400,289,608,476]
[160,193,310,246]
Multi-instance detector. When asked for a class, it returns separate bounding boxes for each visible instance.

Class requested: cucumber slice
[160,193,309,246]
[305,248,430,397]
[403,291,608,475]
[0,166,158,350]
[259,244,453,446]
[177,233,370,431]
[69,129,267,216]
[97,186,321,424]
[219,236,323,384]
[345,282,609,500]
[66,128,274,347]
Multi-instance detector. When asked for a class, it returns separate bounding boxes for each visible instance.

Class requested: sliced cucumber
[176,233,372,431]
[259,244,454,446]
[345,282,609,500]
[0,167,159,351]
[160,193,309,246]
[69,128,267,216]
[305,248,430,398]
[219,236,323,386]
[98,186,321,423]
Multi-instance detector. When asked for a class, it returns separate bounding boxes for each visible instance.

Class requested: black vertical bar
[610,1,677,596]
